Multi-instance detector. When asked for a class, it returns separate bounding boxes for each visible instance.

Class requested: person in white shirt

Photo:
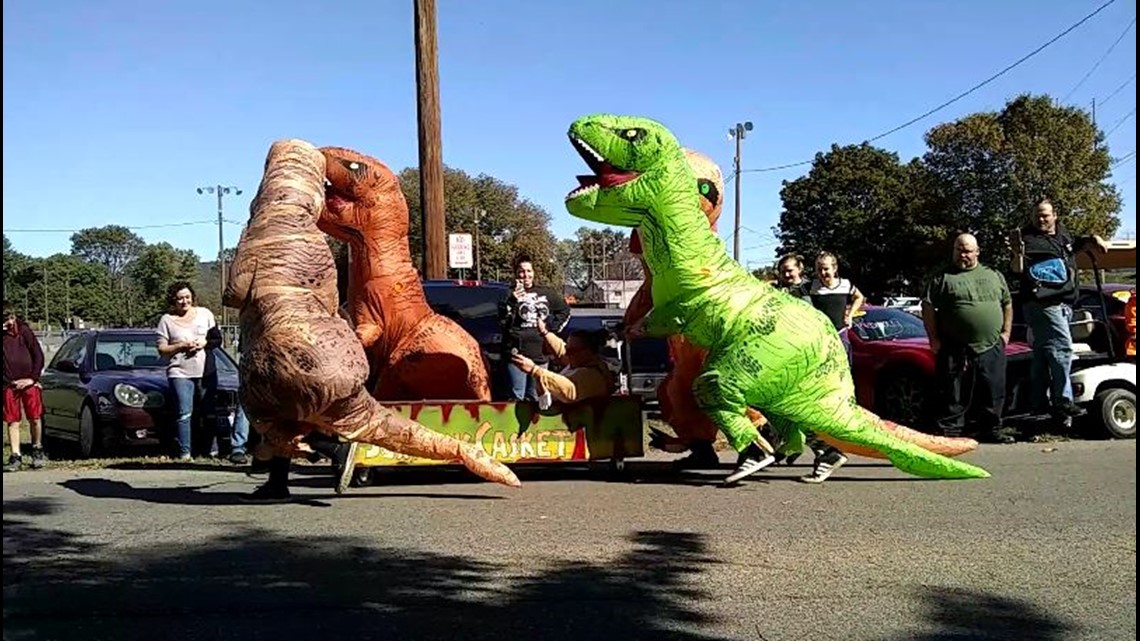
[155,281,217,461]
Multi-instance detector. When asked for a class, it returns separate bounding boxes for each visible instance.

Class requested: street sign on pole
[448,233,474,269]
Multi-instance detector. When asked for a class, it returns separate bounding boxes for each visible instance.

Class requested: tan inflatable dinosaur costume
[224,139,519,489]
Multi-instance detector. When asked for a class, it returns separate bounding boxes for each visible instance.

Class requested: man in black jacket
[3,307,47,471]
[500,254,571,401]
[1011,198,1108,419]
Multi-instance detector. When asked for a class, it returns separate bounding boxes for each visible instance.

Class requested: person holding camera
[1010,198,1108,419]
[499,254,571,401]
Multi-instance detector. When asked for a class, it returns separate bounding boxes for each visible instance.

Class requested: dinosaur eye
[697,179,719,206]
[620,128,646,141]
[339,158,367,176]
[349,162,360,170]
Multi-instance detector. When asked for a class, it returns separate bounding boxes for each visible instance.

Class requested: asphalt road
[4,441,1136,641]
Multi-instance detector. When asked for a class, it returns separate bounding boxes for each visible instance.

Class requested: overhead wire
[1062,16,1136,102]
[738,0,1121,176]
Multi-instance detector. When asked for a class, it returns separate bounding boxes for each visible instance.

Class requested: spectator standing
[155,281,217,460]
[499,254,571,401]
[3,307,47,472]
[774,254,811,301]
[923,234,1016,443]
[1010,198,1108,418]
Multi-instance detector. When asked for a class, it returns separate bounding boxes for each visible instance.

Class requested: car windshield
[94,335,165,370]
[851,308,928,342]
[424,285,507,320]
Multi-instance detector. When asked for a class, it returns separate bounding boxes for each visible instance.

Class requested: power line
[1062,16,1135,103]
[1100,73,1137,106]
[1112,149,1136,167]
[1105,107,1136,136]
[4,219,222,233]
[740,0,1120,176]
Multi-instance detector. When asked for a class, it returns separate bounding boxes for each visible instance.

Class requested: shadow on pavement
[57,478,502,506]
[4,517,734,641]
[879,586,1081,641]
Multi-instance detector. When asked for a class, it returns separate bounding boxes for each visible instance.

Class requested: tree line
[775,94,1126,295]
[2,170,644,329]
[3,93,1129,328]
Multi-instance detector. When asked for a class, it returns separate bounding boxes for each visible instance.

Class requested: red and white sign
[448,233,474,269]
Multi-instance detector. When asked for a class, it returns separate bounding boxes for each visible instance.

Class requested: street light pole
[197,184,243,325]
[728,121,753,263]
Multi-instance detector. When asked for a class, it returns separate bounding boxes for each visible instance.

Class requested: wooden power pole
[414,0,447,279]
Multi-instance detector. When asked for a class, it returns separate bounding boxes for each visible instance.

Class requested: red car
[848,306,1033,428]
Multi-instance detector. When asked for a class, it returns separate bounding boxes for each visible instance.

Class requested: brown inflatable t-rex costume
[316,147,490,401]
[624,149,765,467]
[224,139,518,488]
[317,146,490,402]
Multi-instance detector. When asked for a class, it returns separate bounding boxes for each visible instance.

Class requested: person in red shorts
[3,306,47,471]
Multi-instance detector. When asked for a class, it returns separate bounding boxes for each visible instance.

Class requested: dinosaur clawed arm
[356,323,383,349]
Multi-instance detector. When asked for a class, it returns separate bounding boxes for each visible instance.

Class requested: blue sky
[3,0,1136,272]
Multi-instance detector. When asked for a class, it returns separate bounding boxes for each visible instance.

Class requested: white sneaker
[799,452,848,484]
[723,448,776,485]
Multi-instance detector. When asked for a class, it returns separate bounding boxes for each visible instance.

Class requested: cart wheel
[351,467,374,488]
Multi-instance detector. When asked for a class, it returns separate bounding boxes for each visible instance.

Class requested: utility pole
[1092,98,1098,150]
[728,121,753,262]
[42,262,48,331]
[415,0,447,279]
[197,184,243,325]
[474,208,484,282]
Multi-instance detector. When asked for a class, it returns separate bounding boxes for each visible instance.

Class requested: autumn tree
[922,93,1122,260]
[398,166,562,284]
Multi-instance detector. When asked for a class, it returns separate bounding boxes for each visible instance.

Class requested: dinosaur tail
[814,407,979,460]
[319,391,521,488]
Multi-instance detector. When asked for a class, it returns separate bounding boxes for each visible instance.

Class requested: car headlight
[114,383,148,408]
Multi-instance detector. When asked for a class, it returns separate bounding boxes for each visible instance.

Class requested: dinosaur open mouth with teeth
[566,135,640,199]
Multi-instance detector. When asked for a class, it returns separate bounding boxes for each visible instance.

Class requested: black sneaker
[240,482,292,504]
[3,454,23,473]
[983,426,1018,444]
[800,448,848,484]
[228,451,251,465]
[1054,400,1087,419]
[672,441,720,470]
[723,444,776,485]
[30,446,47,469]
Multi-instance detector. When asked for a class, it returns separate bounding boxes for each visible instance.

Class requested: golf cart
[1069,240,1135,439]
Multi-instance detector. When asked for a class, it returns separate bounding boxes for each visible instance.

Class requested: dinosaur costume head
[319,146,409,242]
[565,114,692,227]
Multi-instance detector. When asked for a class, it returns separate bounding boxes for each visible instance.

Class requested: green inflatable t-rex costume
[563,114,990,482]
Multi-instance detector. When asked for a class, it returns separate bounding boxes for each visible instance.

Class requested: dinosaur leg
[769,343,990,480]
[316,389,520,487]
[691,363,776,484]
[377,318,492,402]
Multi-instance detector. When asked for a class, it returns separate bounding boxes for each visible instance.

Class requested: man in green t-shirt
[922,233,1016,444]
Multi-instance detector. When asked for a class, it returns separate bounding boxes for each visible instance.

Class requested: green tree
[775,143,936,295]
[18,254,116,329]
[567,227,642,299]
[398,167,562,284]
[69,225,146,290]
[922,93,1122,261]
[130,242,201,317]
[3,235,30,311]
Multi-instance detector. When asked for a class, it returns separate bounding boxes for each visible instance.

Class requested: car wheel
[77,404,98,459]
[876,369,928,427]
[1094,388,1136,440]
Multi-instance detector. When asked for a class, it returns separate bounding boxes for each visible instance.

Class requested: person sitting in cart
[510,318,615,407]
